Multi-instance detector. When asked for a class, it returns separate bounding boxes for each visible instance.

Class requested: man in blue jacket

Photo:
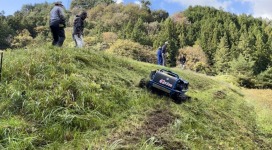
[156,46,162,65]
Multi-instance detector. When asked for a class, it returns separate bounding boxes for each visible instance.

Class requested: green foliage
[131,18,144,41]
[154,18,179,67]
[178,45,209,73]
[130,18,152,45]
[106,39,156,63]
[214,34,231,73]
[151,9,169,22]
[11,29,33,48]
[86,3,152,33]
[0,15,13,49]
[229,54,256,87]
[182,6,272,85]
[70,0,114,10]
[229,54,254,77]
[257,67,272,88]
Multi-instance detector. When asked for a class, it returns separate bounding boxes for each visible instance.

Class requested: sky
[0,0,272,19]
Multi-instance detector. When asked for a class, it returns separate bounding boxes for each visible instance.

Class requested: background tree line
[0,1,271,88]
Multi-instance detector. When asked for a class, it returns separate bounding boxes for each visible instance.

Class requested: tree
[154,18,179,67]
[151,9,169,22]
[140,0,151,13]
[257,67,272,88]
[70,0,114,9]
[229,54,254,77]
[214,34,231,73]
[236,32,254,60]
[252,28,270,74]
[119,20,133,39]
[131,18,149,45]
[0,15,13,49]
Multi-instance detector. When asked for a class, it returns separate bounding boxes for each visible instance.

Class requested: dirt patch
[107,109,183,148]
[140,109,175,136]
[156,138,190,150]
[213,90,227,99]
[122,109,176,139]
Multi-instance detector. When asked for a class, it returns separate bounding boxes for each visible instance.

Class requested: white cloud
[240,0,272,19]
[167,0,232,11]
[115,0,124,4]
[134,1,141,5]
[164,0,272,19]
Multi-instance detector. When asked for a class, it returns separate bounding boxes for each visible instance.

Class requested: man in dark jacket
[73,11,87,48]
[49,1,66,47]
[180,54,186,69]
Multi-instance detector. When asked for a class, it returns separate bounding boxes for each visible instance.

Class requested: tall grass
[0,46,271,149]
[242,89,272,135]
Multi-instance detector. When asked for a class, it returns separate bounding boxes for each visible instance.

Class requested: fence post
[0,51,3,82]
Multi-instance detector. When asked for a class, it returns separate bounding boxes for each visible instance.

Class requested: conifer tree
[154,18,179,66]
[237,32,253,59]
[229,54,254,77]
[177,24,188,48]
[214,34,230,73]
[131,18,145,43]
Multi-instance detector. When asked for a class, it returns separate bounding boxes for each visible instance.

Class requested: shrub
[11,29,33,48]
[84,36,97,47]
[229,54,254,77]
[106,39,156,63]
[102,32,118,44]
[177,45,209,72]
[256,67,272,88]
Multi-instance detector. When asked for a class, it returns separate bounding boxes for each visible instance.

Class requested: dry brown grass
[242,89,272,109]
[242,89,272,134]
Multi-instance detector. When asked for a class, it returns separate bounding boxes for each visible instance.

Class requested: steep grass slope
[242,89,272,134]
[0,46,271,149]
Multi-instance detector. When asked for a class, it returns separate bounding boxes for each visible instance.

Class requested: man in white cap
[161,41,168,66]
[49,1,66,47]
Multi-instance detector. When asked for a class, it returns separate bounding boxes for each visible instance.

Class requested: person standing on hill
[161,41,168,66]
[73,11,88,48]
[180,54,187,69]
[49,1,66,47]
[156,46,162,65]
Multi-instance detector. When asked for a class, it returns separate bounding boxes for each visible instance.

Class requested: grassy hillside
[242,89,272,135]
[0,46,271,149]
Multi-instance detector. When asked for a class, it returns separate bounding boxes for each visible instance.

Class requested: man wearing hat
[161,41,168,66]
[73,11,88,48]
[49,1,66,47]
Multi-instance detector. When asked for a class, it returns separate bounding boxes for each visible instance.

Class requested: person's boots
[57,37,65,47]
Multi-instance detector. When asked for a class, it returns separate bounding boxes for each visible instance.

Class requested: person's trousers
[157,53,162,65]
[73,34,84,48]
[162,53,167,66]
[50,25,65,47]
